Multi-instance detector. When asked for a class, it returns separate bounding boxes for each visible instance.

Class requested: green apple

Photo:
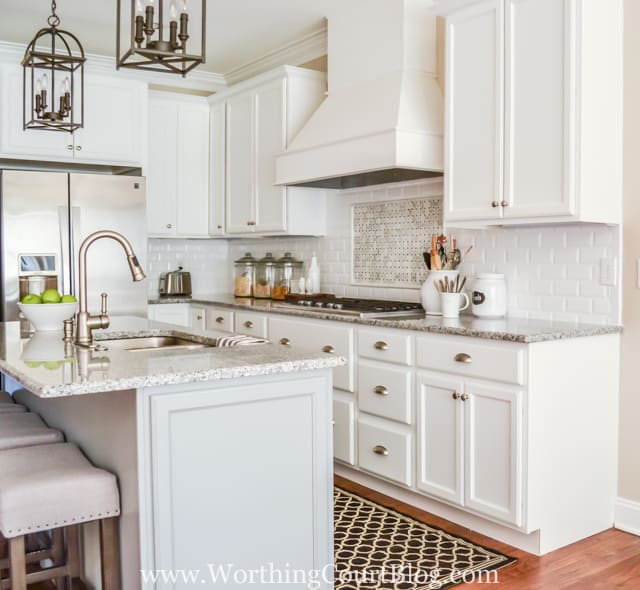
[21,293,42,304]
[43,361,63,370]
[41,289,62,304]
[61,294,77,303]
[24,361,42,368]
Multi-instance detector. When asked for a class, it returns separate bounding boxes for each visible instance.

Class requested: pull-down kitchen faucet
[75,230,146,347]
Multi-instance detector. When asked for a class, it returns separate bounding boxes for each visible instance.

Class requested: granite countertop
[0,317,345,398]
[149,294,623,343]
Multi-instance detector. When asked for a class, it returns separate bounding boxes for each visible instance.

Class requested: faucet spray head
[127,254,146,282]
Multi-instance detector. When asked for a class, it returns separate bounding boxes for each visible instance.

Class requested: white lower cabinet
[358,414,413,486]
[416,371,523,526]
[189,306,206,332]
[235,311,268,338]
[147,304,190,328]
[205,307,234,334]
[333,394,356,466]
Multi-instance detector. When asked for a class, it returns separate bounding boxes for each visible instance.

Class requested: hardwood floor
[4,478,639,588]
[337,475,640,589]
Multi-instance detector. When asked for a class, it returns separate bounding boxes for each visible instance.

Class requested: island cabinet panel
[139,373,334,589]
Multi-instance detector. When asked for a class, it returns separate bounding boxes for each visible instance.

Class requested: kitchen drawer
[205,307,234,334]
[358,362,413,424]
[189,306,206,332]
[148,304,190,328]
[269,316,355,392]
[333,396,356,465]
[358,415,412,486]
[358,328,412,366]
[416,334,526,385]
[235,312,268,338]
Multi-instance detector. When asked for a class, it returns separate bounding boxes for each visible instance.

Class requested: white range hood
[276,0,444,189]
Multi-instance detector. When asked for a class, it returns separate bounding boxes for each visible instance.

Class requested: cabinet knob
[491,201,500,208]
[166,223,172,229]
[372,445,389,457]
[501,200,509,207]
[75,145,82,151]
[247,221,256,226]
[217,225,223,230]
[460,393,470,402]
[215,316,224,324]
[322,345,335,354]
[454,353,472,364]
[452,392,460,400]
[279,337,291,346]
[67,144,73,150]
[374,385,389,396]
[243,320,254,328]
[374,341,389,351]
[196,315,203,321]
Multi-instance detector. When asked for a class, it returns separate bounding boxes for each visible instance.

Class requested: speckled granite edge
[149,296,623,343]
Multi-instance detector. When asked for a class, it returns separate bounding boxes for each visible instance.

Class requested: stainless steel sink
[96,335,215,352]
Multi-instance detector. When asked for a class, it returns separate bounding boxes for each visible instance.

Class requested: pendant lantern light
[22,0,86,133]
[116,0,206,76]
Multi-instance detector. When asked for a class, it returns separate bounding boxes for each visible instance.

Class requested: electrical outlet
[600,257,617,287]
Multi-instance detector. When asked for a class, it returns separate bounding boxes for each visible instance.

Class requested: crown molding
[0,25,328,94]
[223,26,328,86]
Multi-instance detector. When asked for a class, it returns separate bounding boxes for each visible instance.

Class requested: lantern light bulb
[63,77,70,94]
[35,78,42,94]
[41,73,48,89]
[136,0,144,14]
[146,0,154,6]
[181,0,188,14]
[170,0,178,21]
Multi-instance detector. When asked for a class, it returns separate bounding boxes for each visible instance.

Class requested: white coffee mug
[441,292,470,319]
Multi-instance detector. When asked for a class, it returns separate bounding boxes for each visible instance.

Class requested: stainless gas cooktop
[272,296,425,319]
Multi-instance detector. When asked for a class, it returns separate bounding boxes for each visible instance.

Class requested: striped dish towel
[216,334,269,347]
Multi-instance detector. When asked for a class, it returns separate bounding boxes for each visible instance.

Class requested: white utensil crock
[420,270,459,316]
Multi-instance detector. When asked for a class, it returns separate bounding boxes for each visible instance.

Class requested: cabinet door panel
[176,103,210,236]
[75,75,144,164]
[148,304,190,327]
[334,396,356,465]
[417,372,465,506]
[445,0,504,222]
[147,100,177,236]
[254,79,287,232]
[226,93,255,234]
[504,0,574,218]
[464,380,523,526]
[209,102,226,236]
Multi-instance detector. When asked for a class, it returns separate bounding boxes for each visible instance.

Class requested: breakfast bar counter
[0,316,344,589]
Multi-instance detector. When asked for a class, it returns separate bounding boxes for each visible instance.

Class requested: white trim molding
[615,497,640,536]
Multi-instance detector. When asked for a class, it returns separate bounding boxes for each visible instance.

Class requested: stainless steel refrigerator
[1,169,148,323]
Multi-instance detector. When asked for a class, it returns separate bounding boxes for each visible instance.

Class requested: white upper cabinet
[209,102,226,237]
[0,64,145,166]
[147,92,210,238]
[210,66,328,237]
[439,0,623,226]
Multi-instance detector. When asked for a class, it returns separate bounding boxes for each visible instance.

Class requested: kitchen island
[0,317,345,590]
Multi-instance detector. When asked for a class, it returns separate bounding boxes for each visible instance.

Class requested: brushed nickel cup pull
[461,393,470,401]
[217,225,223,229]
[501,200,509,207]
[215,316,224,323]
[452,392,460,400]
[374,341,389,351]
[244,320,254,328]
[196,315,203,320]
[491,201,500,208]
[280,338,291,346]
[454,353,472,364]
[322,345,335,354]
[373,445,389,457]
[247,221,257,226]
[374,385,389,396]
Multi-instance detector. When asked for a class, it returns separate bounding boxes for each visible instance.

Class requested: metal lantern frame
[116,0,206,77]
[22,3,85,133]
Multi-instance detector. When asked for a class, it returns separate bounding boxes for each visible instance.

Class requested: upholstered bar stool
[0,442,121,590]
[0,391,26,415]
[0,413,63,450]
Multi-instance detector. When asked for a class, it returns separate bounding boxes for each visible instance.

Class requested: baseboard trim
[615,497,640,536]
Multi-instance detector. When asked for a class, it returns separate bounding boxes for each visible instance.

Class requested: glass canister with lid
[233,252,257,298]
[254,252,277,299]
[273,252,304,300]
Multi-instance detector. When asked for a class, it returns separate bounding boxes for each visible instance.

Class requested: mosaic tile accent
[352,197,442,286]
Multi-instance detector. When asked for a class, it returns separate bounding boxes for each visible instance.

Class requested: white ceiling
[0,0,327,75]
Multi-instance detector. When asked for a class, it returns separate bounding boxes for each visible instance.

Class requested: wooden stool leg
[8,536,26,590]
[51,528,67,589]
[66,524,81,587]
[100,518,121,590]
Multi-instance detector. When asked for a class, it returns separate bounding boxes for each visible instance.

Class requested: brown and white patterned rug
[334,487,516,590]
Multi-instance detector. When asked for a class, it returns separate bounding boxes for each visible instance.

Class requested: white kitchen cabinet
[147,303,190,327]
[333,395,356,466]
[204,306,234,334]
[147,92,210,238]
[234,311,268,338]
[439,0,623,225]
[189,306,206,332]
[209,102,226,236]
[210,66,328,237]
[0,65,145,165]
[416,371,523,526]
